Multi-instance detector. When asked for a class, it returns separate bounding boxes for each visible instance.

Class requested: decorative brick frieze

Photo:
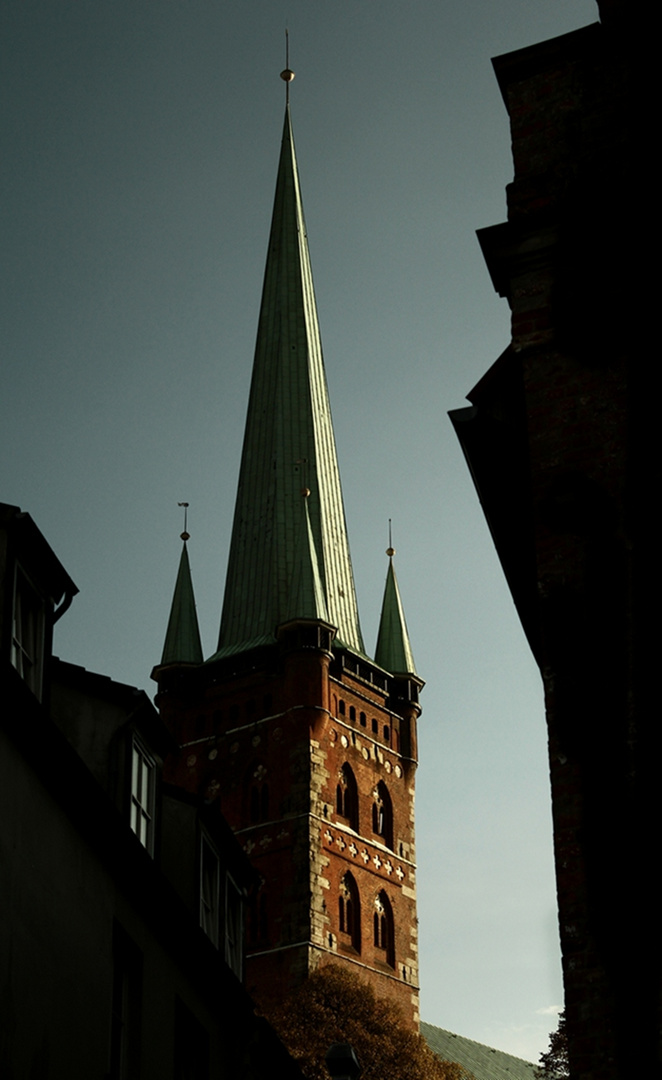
[158,640,421,1029]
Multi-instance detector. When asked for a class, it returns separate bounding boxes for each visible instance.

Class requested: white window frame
[130,739,155,854]
[200,835,220,947]
[11,564,45,699]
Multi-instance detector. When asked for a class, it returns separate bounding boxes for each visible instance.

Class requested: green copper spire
[216,105,364,657]
[374,549,417,677]
[161,539,203,666]
[283,493,330,626]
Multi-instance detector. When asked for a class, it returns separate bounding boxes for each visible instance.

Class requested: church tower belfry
[154,91,423,1029]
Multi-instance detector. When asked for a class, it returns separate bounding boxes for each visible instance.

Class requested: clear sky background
[2,0,599,1062]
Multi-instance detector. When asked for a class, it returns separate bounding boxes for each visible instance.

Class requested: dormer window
[11,565,45,699]
[130,739,155,854]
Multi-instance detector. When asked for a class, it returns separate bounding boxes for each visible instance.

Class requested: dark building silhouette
[450,5,658,1077]
[0,502,303,1079]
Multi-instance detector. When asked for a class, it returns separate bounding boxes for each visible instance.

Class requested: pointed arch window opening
[248,883,269,947]
[336,763,359,833]
[247,762,270,824]
[339,873,361,953]
[373,891,395,968]
[372,780,394,851]
[250,784,270,823]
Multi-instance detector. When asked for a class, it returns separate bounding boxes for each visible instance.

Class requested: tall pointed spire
[374,545,417,677]
[160,535,203,667]
[216,104,364,658]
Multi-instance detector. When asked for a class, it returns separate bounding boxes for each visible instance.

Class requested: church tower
[154,94,423,1029]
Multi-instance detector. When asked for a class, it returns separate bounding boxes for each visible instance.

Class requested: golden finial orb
[280,68,295,83]
[178,501,190,540]
[386,547,396,557]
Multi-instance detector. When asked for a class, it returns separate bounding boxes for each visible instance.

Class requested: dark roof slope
[421,1022,538,1080]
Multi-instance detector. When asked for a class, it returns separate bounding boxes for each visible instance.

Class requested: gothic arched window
[373,891,395,968]
[371,780,393,850]
[336,763,359,832]
[247,762,269,823]
[339,873,361,953]
[248,884,268,947]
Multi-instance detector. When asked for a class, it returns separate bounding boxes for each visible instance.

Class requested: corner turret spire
[282,491,331,626]
[160,515,203,667]
[374,542,417,677]
[216,103,364,658]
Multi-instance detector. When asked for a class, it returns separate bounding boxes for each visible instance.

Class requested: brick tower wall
[157,640,420,1030]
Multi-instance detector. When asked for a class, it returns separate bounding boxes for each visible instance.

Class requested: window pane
[130,741,154,854]
[200,838,219,946]
[11,567,44,698]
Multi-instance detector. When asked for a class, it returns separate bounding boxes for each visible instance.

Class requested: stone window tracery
[336,763,359,832]
[371,780,394,850]
[339,872,361,952]
[373,891,395,968]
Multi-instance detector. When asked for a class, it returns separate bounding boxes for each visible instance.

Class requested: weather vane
[178,502,190,541]
[280,28,295,103]
[386,518,395,558]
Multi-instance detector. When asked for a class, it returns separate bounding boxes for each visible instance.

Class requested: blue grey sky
[2,0,598,1061]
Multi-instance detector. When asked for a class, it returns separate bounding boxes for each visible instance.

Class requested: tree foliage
[536,1011,569,1080]
[265,964,472,1080]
